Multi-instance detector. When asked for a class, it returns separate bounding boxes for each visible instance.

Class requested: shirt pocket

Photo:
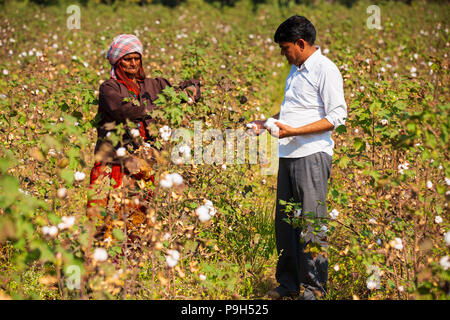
[291,76,319,108]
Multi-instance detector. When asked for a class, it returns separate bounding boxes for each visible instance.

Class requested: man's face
[120,52,141,77]
[279,40,304,66]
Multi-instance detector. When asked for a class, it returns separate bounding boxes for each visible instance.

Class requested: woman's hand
[183,85,198,103]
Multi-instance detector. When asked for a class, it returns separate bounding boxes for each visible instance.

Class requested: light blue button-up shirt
[278,47,347,158]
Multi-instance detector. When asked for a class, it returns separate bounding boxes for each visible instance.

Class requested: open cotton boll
[130,128,140,138]
[264,118,287,137]
[246,123,258,130]
[196,205,211,222]
[168,173,183,186]
[166,249,180,267]
[160,177,173,188]
[74,171,86,182]
[93,248,108,262]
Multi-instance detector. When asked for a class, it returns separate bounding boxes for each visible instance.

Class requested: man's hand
[246,120,266,135]
[273,121,296,138]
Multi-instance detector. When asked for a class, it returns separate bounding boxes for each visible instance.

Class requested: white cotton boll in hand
[264,118,287,137]
[246,123,258,130]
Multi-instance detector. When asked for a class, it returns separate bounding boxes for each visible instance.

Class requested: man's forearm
[291,118,334,136]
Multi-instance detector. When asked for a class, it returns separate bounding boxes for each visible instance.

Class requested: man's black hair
[274,15,316,45]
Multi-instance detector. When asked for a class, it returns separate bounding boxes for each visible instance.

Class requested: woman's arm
[99,81,152,123]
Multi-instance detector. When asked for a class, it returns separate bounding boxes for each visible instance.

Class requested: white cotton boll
[410,66,417,73]
[116,147,126,157]
[62,216,75,228]
[199,274,207,281]
[159,125,172,141]
[435,216,443,224]
[160,178,173,189]
[440,256,450,270]
[426,180,433,189]
[294,209,301,217]
[166,256,178,268]
[93,248,108,262]
[130,128,140,138]
[333,264,340,272]
[445,177,450,186]
[264,118,287,138]
[169,173,183,186]
[445,231,450,246]
[43,225,58,237]
[366,279,378,290]
[57,187,67,199]
[196,205,211,222]
[74,171,86,182]
[380,119,388,126]
[390,238,403,250]
[329,209,339,220]
[165,250,180,268]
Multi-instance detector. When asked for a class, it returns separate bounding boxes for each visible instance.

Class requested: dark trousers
[275,152,332,297]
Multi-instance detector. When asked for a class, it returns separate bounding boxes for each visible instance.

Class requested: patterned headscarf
[106,34,145,96]
[106,34,143,78]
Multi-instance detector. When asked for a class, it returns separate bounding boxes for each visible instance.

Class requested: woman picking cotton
[87,34,200,242]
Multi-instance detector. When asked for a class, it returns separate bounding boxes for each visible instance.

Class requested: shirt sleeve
[99,82,153,123]
[318,64,348,129]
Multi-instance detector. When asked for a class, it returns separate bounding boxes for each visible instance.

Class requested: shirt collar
[296,45,321,72]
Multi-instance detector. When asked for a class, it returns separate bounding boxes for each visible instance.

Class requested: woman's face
[120,52,141,77]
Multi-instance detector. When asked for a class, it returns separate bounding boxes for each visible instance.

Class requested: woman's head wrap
[106,34,143,80]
